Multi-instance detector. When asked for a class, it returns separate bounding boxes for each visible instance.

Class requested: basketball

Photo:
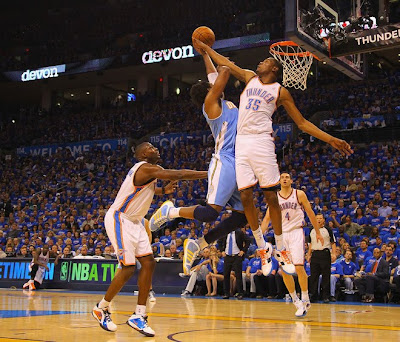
[192,26,215,52]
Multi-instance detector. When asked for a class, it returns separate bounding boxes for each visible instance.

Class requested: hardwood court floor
[1,289,400,342]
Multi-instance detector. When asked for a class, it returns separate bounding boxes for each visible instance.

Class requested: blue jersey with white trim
[110,161,156,221]
[203,100,238,156]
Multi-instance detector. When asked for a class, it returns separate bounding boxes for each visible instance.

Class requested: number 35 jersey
[278,189,305,232]
[238,77,281,135]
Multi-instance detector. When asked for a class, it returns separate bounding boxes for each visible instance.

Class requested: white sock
[198,237,208,250]
[253,227,266,249]
[302,291,309,302]
[135,304,146,316]
[290,291,299,302]
[168,207,181,219]
[275,234,283,250]
[98,298,110,309]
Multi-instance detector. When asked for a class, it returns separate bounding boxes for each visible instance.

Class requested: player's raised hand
[329,137,353,156]
[192,38,210,54]
[164,181,177,194]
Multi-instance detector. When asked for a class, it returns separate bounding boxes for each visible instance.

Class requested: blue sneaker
[92,304,117,332]
[127,314,155,337]
[149,200,174,232]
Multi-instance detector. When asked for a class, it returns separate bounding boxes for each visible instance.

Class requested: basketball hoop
[270,41,317,91]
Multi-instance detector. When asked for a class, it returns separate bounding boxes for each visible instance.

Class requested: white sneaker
[258,242,273,276]
[92,304,118,332]
[274,249,296,275]
[127,313,155,337]
[294,300,307,317]
[149,290,156,303]
[181,290,192,297]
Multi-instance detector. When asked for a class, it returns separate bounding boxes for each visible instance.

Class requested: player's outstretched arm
[202,52,218,79]
[139,163,208,182]
[193,38,256,84]
[297,190,324,245]
[278,87,353,156]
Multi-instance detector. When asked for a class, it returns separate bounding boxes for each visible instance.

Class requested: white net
[270,42,314,91]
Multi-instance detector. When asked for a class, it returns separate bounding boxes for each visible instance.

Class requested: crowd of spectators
[0,0,284,71]
[1,70,399,151]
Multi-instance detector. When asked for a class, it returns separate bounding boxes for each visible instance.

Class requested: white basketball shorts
[235,134,280,191]
[105,209,152,265]
[283,228,305,265]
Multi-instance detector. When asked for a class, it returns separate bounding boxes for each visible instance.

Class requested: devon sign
[21,64,66,82]
[142,45,195,64]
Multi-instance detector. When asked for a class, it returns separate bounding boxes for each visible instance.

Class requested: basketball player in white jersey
[92,142,207,337]
[23,244,50,290]
[262,173,322,317]
[193,38,352,276]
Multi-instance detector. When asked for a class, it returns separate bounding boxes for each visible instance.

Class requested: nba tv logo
[60,262,69,281]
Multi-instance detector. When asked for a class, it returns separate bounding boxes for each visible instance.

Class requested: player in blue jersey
[150,52,248,276]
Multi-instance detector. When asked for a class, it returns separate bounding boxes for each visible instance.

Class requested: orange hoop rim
[270,41,319,60]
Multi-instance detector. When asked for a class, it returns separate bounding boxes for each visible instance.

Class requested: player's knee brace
[231,211,247,227]
[204,211,247,244]
[193,204,220,222]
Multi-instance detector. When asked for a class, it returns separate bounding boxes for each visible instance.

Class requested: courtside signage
[0,261,55,280]
[21,64,66,82]
[142,45,195,64]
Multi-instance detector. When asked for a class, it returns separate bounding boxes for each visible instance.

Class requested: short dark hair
[190,81,210,108]
[271,58,283,79]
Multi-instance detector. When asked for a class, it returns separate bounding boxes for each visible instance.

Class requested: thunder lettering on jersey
[203,100,238,156]
[238,77,281,135]
[278,189,305,232]
[110,161,156,221]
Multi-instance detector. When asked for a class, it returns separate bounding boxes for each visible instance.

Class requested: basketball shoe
[149,200,174,232]
[258,242,273,276]
[127,313,155,337]
[294,300,307,317]
[183,239,201,275]
[92,304,117,332]
[273,249,296,275]
[22,280,32,289]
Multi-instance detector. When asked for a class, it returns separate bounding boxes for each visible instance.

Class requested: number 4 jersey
[238,77,281,135]
[278,189,305,232]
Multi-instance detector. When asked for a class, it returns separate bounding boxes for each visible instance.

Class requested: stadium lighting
[86,91,90,95]
[11,119,15,124]
[176,88,180,95]
[70,93,74,97]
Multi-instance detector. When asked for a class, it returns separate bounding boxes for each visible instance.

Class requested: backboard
[286,0,366,80]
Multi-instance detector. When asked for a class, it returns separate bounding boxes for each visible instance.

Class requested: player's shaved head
[134,142,160,163]
[134,142,151,160]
